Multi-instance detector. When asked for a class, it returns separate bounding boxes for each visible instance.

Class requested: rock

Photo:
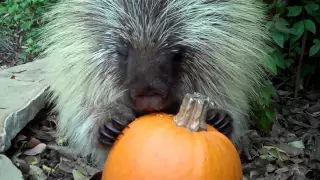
[0,60,50,152]
[0,154,24,180]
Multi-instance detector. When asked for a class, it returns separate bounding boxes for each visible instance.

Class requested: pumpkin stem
[173,92,210,132]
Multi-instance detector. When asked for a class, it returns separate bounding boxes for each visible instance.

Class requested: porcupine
[39,0,272,168]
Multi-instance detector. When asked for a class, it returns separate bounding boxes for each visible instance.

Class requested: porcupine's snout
[125,47,178,113]
[130,80,169,112]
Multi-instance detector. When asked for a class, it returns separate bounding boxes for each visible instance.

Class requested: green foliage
[251,80,277,132]
[253,0,320,132]
[268,0,320,74]
[310,39,320,56]
[0,0,58,63]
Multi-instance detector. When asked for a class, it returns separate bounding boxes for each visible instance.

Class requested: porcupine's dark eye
[172,50,183,63]
[171,47,185,65]
[116,44,129,61]
[170,48,185,77]
[115,37,129,61]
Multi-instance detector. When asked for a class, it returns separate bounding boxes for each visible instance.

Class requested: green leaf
[289,40,299,51]
[278,18,289,27]
[27,38,33,45]
[309,44,320,56]
[262,91,270,105]
[304,19,316,34]
[13,14,22,21]
[264,53,278,75]
[264,82,277,97]
[20,1,29,8]
[313,39,320,44]
[274,18,291,33]
[36,7,45,14]
[25,47,33,53]
[271,30,285,48]
[287,6,303,17]
[261,83,274,105]
[295,46,302,55]
[265,109,275,122]
[259,116,269,132]
[276,6,286,15]
[291,20,304,35]
[291,20,305,40]
[0,7,6,14]
[8,6,15,13]
[271,49,285,70]
[21,22,32,30]
[275,1,284,8]
[272,14,280,22]
[305,4,319,15]
[259,107,275,132]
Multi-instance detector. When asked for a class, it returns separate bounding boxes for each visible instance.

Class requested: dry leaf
[72,169,87,180]
[23,143,47,156]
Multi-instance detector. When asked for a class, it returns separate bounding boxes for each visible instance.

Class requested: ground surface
[5,106,101,180]
[2,82,319,180]
[0,32,32,69]
[240,89,320,180]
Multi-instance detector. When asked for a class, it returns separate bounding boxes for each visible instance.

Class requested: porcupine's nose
[130,85,168,112]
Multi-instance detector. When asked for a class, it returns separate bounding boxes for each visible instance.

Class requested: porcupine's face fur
[117,41,186,115]
[111,0,192,115]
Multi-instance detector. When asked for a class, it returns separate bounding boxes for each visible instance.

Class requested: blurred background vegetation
[1,0,320,134]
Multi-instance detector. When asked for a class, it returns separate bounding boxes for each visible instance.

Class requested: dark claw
[113,118,130,128]
[100,126,117,141]
[104,121,122,135]
[98,136,114,145]
[206,108,234,138]
[99,117,133,147]
[213,116,229,131]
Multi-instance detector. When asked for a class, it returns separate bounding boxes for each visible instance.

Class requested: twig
[293,31,307,105]
[289,115,314,129]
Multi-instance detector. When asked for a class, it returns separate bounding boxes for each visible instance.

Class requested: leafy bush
[253,0,320,132]
[267,0,320,83]
[0,0,58,64]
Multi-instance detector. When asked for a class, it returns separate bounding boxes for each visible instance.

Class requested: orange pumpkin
[102,93,243,180]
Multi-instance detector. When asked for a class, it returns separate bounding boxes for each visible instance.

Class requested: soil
[4,106,101,180]
[0,30,33,70]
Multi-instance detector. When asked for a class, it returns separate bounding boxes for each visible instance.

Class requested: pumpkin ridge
[194,132,210,180]
[204,131,242,179]
[203,132,224,179]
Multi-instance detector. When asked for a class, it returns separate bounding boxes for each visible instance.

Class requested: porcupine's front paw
[98,105,136,146]
[206,108,234,139]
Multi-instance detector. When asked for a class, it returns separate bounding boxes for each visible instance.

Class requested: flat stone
[0,154,24,180]
[0,60,50,152]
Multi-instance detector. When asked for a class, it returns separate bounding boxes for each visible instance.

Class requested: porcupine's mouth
[132,95,166,112]
[130,94,181,117]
